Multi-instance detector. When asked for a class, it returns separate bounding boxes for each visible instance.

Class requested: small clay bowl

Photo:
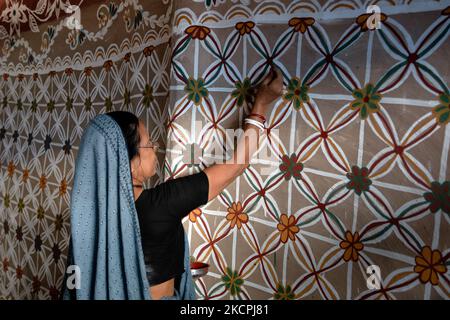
[190,262,209,279]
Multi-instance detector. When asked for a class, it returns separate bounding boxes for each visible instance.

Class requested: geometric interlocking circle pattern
[1,0,449,299]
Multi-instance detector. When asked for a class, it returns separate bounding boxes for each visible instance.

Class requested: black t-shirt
[134,170,209,286]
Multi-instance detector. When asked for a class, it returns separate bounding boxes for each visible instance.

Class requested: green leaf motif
[349,84,382,120]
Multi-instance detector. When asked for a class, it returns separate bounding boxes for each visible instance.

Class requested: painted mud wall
[0,0,449,299]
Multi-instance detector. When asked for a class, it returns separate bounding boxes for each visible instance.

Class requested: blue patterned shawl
[63,113,196,300]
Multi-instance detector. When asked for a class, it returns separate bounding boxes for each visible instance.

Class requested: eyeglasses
[138,140,160,152]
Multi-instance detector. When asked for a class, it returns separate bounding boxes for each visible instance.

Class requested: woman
[65,67,283,300]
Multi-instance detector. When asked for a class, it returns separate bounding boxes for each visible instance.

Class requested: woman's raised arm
[203,66,284,202]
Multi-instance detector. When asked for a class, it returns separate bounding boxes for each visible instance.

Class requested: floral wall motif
[1,0,449,300]
[0,0,173,299]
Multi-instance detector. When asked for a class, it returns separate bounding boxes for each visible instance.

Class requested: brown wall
[0,0,449,299]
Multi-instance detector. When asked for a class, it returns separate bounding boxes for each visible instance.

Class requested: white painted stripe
[431,211,442,253]
[300,230,339,245]
[424,283,431,300]
[243,36,247,78]
[364,246,415,264]
[296,33,302,77]
[371,181,424,195]
[346,262,353,300]
[170,85,236,92]
[439,124,450,181]
[303,167,346,180]
[365,30,374,85]
[194,38,199,79]
[288,110,296,215]
[381,97,439,108]
[283,244,288,285]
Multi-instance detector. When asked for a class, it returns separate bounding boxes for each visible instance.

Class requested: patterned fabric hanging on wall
[0,0,449,300]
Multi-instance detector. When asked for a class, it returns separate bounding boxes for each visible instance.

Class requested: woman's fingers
[262,68,274,85]
[253,65,284,104]
[270,67,281,83]
[267,68,277,85]
[260,67,277,89]
[269,67,283,95]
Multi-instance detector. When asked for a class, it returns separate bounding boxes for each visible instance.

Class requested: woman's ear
[136,154,142,168]
[130,155,141,175]
[130,158,137,174]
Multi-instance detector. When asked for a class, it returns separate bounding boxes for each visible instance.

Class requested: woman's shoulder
[135,170,208,208]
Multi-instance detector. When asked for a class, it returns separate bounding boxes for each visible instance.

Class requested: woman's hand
[253,66,284,110]
[203,66,284,202]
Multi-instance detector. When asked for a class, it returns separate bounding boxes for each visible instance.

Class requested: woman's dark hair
[106,111,141,160]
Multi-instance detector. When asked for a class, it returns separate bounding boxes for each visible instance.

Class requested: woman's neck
[132,177,144,201]
[133,185,143,202]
